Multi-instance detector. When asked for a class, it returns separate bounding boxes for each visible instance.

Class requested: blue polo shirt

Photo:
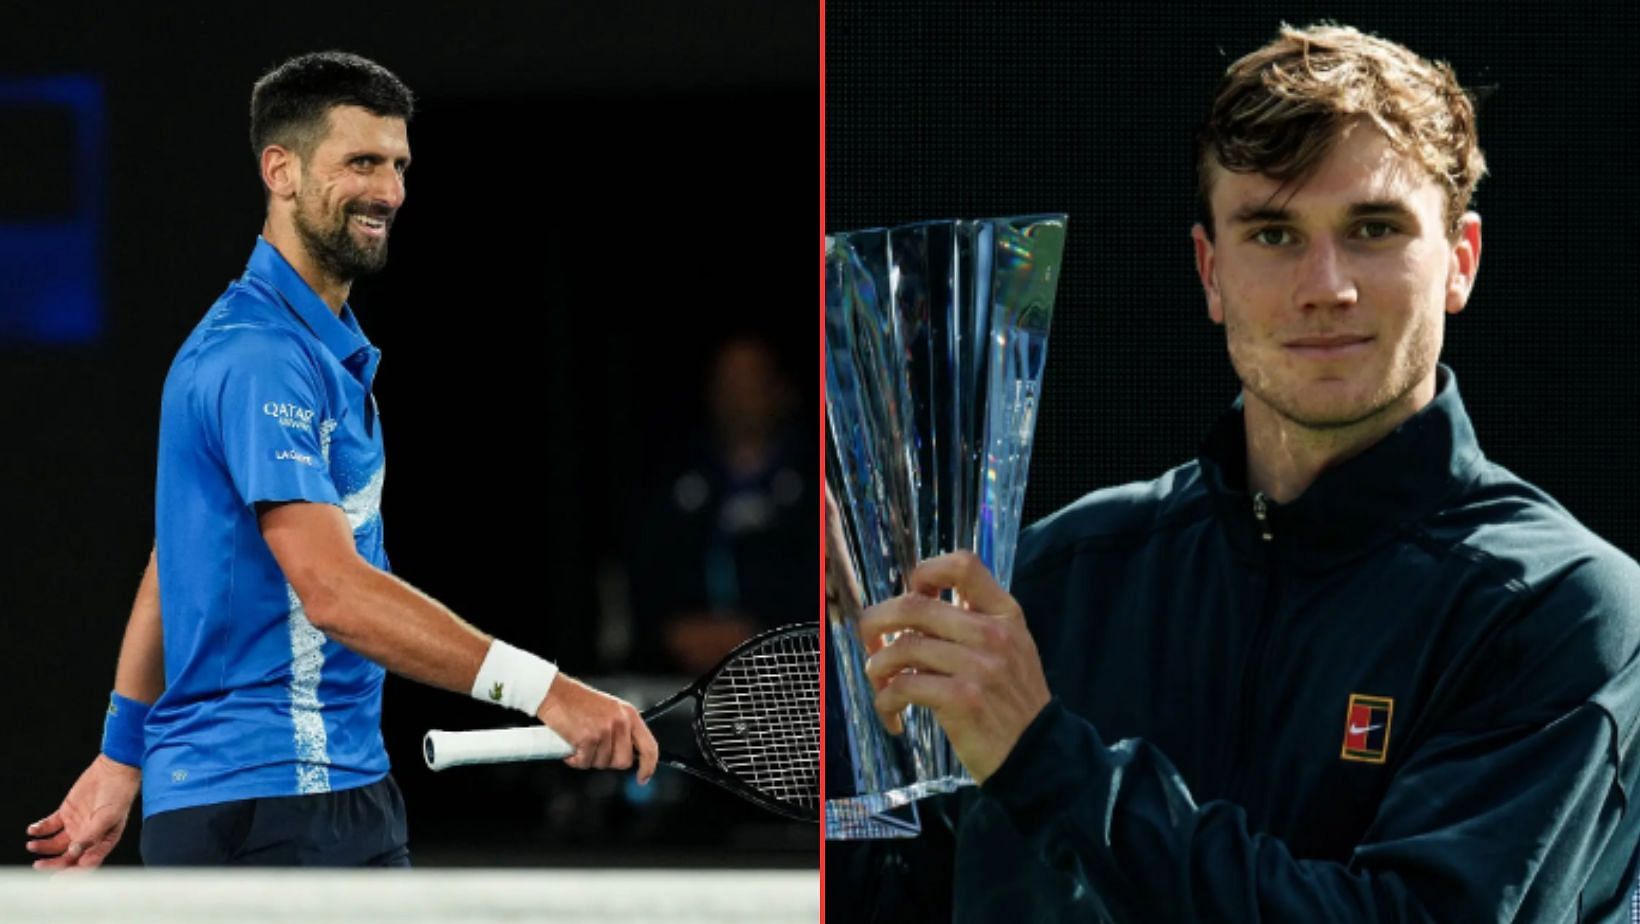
[145,236,390,817]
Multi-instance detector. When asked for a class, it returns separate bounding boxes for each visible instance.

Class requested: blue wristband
[101,691,150,768]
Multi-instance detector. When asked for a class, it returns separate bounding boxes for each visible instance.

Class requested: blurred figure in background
[629,335,814,676]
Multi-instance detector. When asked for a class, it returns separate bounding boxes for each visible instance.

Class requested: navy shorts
[140,775,410,867]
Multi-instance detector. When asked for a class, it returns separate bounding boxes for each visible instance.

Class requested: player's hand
[537,675,659,785]
[860,550,1052,784]
[25,754,141,871]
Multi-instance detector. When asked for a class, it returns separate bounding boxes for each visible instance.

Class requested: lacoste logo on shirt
[489,682,504,702]
[1341,693,1394,764]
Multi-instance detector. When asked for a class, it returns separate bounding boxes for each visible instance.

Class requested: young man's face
[291,105,411,282]
[1192,121,1480,433]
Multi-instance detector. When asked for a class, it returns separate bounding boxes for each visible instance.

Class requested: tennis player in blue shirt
[25,51,658,868]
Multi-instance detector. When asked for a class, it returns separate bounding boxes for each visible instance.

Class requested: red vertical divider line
[817,0,829,917]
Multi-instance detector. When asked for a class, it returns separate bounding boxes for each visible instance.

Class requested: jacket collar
[1198,365,1485,569]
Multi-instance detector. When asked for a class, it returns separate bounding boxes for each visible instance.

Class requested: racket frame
[644,622,820,823]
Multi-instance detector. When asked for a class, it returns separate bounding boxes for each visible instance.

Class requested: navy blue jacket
[834,368,1640,923]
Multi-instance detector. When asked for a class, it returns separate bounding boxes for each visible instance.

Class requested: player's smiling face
[1192,120,1480,432]
[292,105,411,282]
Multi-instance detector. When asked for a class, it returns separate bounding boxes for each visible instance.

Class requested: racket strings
[700,630,821,811]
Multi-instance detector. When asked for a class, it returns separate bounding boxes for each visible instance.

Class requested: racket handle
[423,726,576,771]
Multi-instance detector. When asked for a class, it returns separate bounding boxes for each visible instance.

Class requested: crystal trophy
[825,214,1067,839]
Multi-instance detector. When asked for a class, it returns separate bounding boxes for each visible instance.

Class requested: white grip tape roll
[423,725,575,771]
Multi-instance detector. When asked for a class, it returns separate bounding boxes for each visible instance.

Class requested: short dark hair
[1196,24,1485,241]
[249,51,414,165]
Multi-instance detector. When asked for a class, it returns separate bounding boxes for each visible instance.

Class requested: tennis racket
[423,623,819,823]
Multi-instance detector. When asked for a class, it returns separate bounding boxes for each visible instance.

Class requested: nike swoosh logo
[1349,723,1383,735]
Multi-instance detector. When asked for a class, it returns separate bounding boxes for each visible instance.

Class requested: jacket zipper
[1229,493,1278,800]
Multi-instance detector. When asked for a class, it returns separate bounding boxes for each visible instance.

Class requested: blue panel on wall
[0,76,105,345]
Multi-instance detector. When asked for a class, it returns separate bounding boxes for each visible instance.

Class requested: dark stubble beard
[292,187,391,284]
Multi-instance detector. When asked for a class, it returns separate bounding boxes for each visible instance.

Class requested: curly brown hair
[1196,23,1486,240]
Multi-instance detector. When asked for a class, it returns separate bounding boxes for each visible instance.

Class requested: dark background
[1,1,818,867]
[827,0,1640,543]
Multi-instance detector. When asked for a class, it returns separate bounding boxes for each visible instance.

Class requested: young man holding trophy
[840,24,1640,921]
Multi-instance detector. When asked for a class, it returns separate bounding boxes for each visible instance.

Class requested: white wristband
[471,640,558,715]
